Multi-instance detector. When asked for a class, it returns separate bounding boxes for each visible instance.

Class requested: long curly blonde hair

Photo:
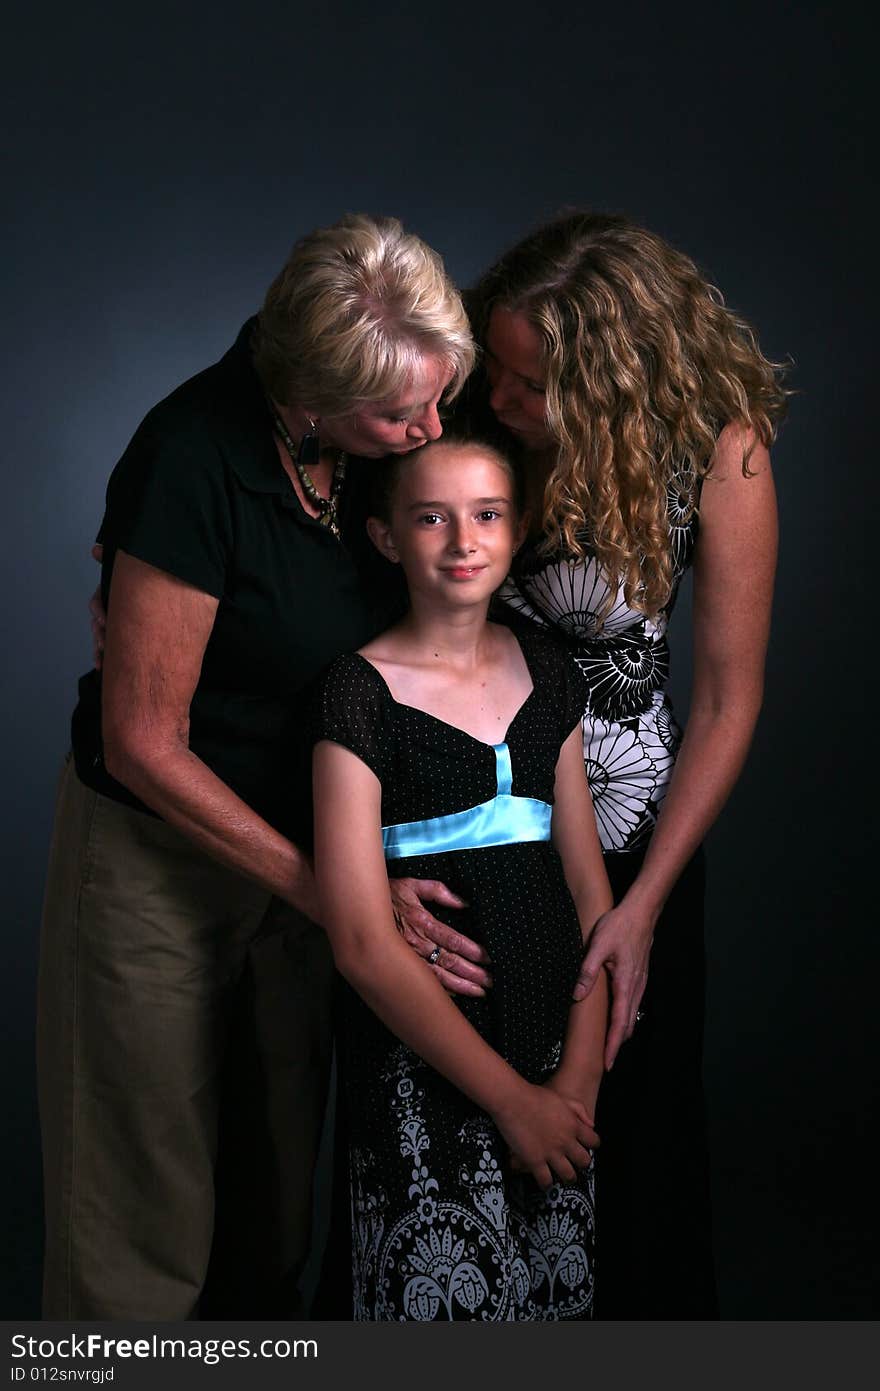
[470,213,789,618]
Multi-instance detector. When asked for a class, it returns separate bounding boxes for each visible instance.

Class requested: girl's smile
[440,564,489,580]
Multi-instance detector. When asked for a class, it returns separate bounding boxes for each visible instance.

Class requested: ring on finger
[428,945,441,965]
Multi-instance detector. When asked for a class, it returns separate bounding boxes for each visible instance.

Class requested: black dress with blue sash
[311,630,597,1321]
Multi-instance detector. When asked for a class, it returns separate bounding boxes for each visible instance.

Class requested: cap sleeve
[310,654,391,783]
[521,630,588,743]
[103,414,233,599]
[560,652,589,739]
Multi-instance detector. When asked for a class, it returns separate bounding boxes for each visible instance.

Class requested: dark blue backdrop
[3,0,874,1317]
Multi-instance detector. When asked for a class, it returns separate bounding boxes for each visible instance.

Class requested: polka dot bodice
[313,630,586,830]
[310,627,591,1079]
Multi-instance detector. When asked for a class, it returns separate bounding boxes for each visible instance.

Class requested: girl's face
[320,355,452,458]
[368,445,523,606]
[484,307,554,449]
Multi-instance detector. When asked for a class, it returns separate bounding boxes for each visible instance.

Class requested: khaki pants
[37,757,333,1320]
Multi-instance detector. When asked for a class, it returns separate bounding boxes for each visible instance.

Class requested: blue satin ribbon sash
[381,741,552,861]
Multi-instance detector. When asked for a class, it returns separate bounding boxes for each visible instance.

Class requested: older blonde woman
[38,214,475,1320]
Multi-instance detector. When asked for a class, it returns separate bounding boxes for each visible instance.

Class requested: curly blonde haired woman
[389,212,786,1317]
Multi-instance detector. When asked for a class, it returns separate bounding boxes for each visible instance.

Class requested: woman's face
[484,307,553,449]
[321,356,453,458]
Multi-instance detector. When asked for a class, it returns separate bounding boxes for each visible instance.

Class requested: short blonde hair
[253,214,474,414]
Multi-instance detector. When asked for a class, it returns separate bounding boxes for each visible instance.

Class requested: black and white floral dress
[311,631,597,1321]
[494,466,719,1318]
[497,467,701,853]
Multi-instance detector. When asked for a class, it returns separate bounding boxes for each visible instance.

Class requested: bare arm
[314,738,597,1187]
[102,550,319,916]
[549,726,612,1114]
[577,424,779,1067]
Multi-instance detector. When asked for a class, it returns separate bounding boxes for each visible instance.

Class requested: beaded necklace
[268,404,347,540]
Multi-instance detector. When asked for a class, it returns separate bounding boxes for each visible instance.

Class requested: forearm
[555,962,608,1111]
[104,739,315,912]
[555,875,611,1108]
[100,552,316,909]
[335,930,525,1118]
[570,878,614,940]
[573,699,762,1066]
[623,695,762,919]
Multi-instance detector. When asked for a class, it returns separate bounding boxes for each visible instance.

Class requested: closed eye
[483,345,545,393]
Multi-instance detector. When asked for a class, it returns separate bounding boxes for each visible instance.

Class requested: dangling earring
[268,403,347,541]
[297,416,320,472]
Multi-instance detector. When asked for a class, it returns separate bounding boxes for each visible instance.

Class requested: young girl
[311,437,612,1321]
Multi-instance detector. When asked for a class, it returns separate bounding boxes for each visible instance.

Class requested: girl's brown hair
[370,433,523,524]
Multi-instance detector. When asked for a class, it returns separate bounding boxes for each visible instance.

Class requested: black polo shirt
[71,320,402,837]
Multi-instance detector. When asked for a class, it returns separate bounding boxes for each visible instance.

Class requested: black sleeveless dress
[311,630,598,1321]
[497,465,718,1318]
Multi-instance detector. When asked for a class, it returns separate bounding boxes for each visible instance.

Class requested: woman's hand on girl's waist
[389,877,493,997]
